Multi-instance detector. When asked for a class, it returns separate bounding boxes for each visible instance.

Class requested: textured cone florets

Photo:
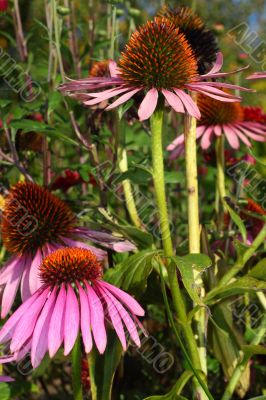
[158,6,219,74]
[40,247,103,285]
[90,60,110,77]
[1,182,76,254]
[118,17,198,90]
[198,93,244,126]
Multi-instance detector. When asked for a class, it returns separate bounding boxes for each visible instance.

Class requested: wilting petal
[1,256,26,319]
[99,281,144,316]
[96,283,127,351]
[223,125,240,149]
[138,88,158,121]
[162,89,185,113]
[201,126,214,149]
[85,283,107,354]
[203,52,223,76]
[64,285,80,356]
[78,284,93,354]
[31,288,57,368]
[48,285,66,357]
[246,72,266,80]
[106,88,141,110]
[10,288,49,352]
[173,89,201,119]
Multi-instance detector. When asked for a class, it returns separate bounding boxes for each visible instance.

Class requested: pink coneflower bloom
[0,182,135,318]
[167,93,266,157]
[59,18,250,122]
[247,72,266,80]
[0,248,144,368]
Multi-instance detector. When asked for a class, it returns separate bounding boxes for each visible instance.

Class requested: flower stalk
[215,135,226,207]
[72,334,83,400]
[150,103,208,397]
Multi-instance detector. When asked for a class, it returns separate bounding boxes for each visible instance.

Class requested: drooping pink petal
[196,81,253,92]
[13,338,32,362]
[0,376,14,382]
[235,125,266,141]
[78,284,93,354]
[98,285,140,347]
[246,72,266,80]
[229,125,251,147]
[10,288,49,353]
[167,134,185,151]
[187,84,242,101]
[223,125,240,149]
[96,284,127,351]
[173,89,201,119]
[64,285,80,356]
[84,87,131,105]
[0,288,46,344]
[200,126,214,149]
[85,283,107,354]
[31,288,57,368]
[20,263,31,303]
[106,88,141,110]
[203,52,223,76]
[240,122,266,134]
[28,249,43,295]
[0,256,20,285]
[162,89,185,113]
[214,125,222,136]
[198,64,249,79]
[1,256,26,319]
[189,87,242,102]
[61,237,106,260]
[99,281,144,316]
[109,60,120,78]
[48,285,66,357]
[138,88,158,121]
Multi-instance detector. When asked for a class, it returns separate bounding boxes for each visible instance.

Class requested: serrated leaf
[224,202,247,243]
[104,249,158,295]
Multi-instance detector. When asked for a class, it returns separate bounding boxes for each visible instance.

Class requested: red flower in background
[0,0,8,12]
[243,106,266,123]
[51,169,97,192]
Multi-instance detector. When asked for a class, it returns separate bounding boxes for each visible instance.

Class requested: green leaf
[170,254,211,305]
[0,383,11,400]
[144,370,193,399]
[117,99,134,120]
[242,345,266,357]
[88,330,123,400]
[104,249,158,295]
[164,171,184,184]
[247,259,266,281]
[224,202,247,243]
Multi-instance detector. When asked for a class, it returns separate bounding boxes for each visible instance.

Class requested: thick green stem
[71,335,83,400]
[150,107,206,393]
[215,135,226,205]
[184,107,207,397]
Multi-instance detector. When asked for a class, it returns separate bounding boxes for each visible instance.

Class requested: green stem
[159,261,214,400]
[150,106,207,394]
[184,107,207,388]
[52,0,65,82]
[71,335,83,400]
[215,135,226,205]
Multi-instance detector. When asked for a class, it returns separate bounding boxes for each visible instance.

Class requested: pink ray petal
[96,284,127,351]
[200,126,214,149]
[246,72,266,79]
[196,81,253,92]
[0,288,47,344]
[235,125,266,141]
[48,285,66,357]
[85,283,107,354]
[214,125,222,136]
[0,256,20,285]
[198,65,249,79]
[64,285,80,356]
[187,84,242,100]
[84,87,131,104]
[109,60,119,78]
[1,256,26,319]
[138,88,158,121]
[162,89,185,113]
[167,134,185,151]
[98,285,140,347]
[99,281,144,316]
[0,376,14,382]
[168,144,185,160]
[31,288,57,368]
[223,125,240,149]
[173,89,201,119]
[228,124,252,147]
[106,88,141,110]
[203,52,223,76]
[190,88,241,102]
[10,288,49,353]
[78,283,93,354]
[20,263,31,303]
[240,122,266,134]
[61,237,106,260]
[28,249,43,295]
[13,338,32,362]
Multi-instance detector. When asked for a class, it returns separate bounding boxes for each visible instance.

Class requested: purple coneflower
[247,72,266,79]
[0,248,144,368]
[168,93,266,157]
[0,182,135,318]
[59,18,250,121]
